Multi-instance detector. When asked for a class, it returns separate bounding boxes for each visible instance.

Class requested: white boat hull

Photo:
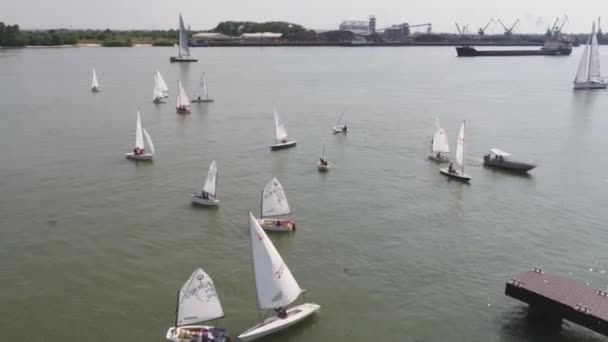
[165,325,227,342]
[238,303,320,342]
[318,161,331,172]
[191,195,220,206]
[573,81,607,90]
[257,218,296,232]
[332,126,348,134]
[427,153,450,163]
[439,168,471,182]
[270,141,296,150]
[153,98,166,104]
[125,152,154,161]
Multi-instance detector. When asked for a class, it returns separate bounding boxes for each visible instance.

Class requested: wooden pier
[505,268,608,336]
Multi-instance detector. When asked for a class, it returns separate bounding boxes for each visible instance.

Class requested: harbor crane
[498,19,520,36]
[377,22,432,35]
[478,19,494,36]
[455,22,470,37]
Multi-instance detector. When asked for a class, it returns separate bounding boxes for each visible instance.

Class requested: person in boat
[134,147,144,155]
[282,139,287,143]
[201,191,209,200]
[448,163,455,173]
[343,124,348,132]
[275,306,288,319]
[197,96,202,101]
[498,155,504,162]
[275,220,281,227]
[436,152,441,158]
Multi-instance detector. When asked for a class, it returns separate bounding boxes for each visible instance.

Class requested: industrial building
[339,16,376,35]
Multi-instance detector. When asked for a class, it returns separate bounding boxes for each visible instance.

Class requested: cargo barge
[456,40,573,57]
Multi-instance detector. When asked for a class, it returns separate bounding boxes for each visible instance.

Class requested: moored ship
[456,39,573,57]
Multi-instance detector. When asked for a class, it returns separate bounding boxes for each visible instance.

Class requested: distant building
[192,32,232,44]
[239,32,283,41]
[339,16,376,35]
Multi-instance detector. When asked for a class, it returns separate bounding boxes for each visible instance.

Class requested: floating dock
[505,268,608,336]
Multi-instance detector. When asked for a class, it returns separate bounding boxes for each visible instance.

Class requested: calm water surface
[1,46,608,342]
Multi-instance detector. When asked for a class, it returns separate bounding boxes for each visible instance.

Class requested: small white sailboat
[156,70,169,98]
[153,74,166,104]
[125,109,155,161]
[165,268,229,342]
[573,22,606,90]
[257,177,296,232]
[439,120,470,182]
[91,68,100,92]
[192,161,220,206]
[176,81,191,114]
[238,212,320,341]
[170,14,197,63]
[318,141,331,172]
[270,109,296,150]
[428,118,450,162]
[332,111,348,134]
[191,73,214,103]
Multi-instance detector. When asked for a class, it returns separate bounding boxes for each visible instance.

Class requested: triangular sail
[178,14,191,57]
[262,177,291,218]
[176,268,225,326]
[177,81,191,108]
[455,121,465,173]
[322,142,326,160]
[202,161,218,197]
[91,68,99,89]
[143,129,155,154]
[589,22,601,81]
[575,32,592,82]
[202,74,209,99]
[432,128,450,153]
[273,109,288,142]
[153,75,164,100]
[135,110,145,150]
[248,212,302,310]
[156,70,169,96]
[336,111,345,127]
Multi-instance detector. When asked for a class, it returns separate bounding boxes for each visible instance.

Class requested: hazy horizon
[3,0,607,34]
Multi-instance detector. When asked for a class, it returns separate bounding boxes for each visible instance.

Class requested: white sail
[322,142,326,160]
[336,111,345,126]
[91,68,99,89]
[455,121,465,173]
[135,110,145,150]
[178,14,191,57]
[432,128,450,153]
[575,32,592,82]
[273,109,288,142]
[177,268,225,326]
[248,212,302,310]
[202,160,218,197]
[589,22,601,81]
[153,75,164,100]
[156,70,169,96]
[262,177,291,218]
[143,129,155,154]
[202,73,209,99]
[177,81,191,108]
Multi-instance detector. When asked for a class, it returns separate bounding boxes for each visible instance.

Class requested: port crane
[549,15,569,36]
[498,19,520,36]
[478,19,494,36]
[455,22,470,37]
[377,23,432,34]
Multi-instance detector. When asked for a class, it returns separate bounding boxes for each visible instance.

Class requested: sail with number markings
[176,268,225,326]
[261,177,291,218]
[202,160,218,197]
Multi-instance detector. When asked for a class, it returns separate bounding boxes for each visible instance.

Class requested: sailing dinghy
[170,14,197,63]
[156,70,169,98]
[125,109,155,161]
[191,73,214,103]
[318,140,331,172]
[573,22,606,90]
[270,109,296,150]
[165,268,229,342]
[258,177,296,232]
[91,68,100,92]
[192,160,220,206]
[439,120,470,182]
[238,212,320,341]
[176,81,191,114]
[153,74,166,104]
[332,111,348,134]
[428,118,450,162]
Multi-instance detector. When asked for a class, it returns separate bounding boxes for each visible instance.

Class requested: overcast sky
[3,0,606,33]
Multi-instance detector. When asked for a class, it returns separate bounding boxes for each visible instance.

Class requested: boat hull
[427,153,450,163]
[91,87,100,93]
[270,141,297,150]
[125,153,154,161]
[191,195,220,206]
[332,126,348,134]
[170,57,198,63]
[439,168,471,182]
[483,158,536,172]
[153,98,166,104]
[573,81,607,90]
[257,218,296,232]
[166,325,227,342]
[176,108,191,114]
[238,303,320,342]
[318,161,331,172]
[191,98,214,103]
[456,46,572,57]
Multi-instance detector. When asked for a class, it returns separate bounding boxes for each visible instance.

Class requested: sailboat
[270,109,296,150]
[257,177,296,232]
[91,68,100,92]
[238,212,320,341]
[153,74,167,104]
[170,14,197,63]
[165,268,229,342]
[191,73,214,103]
[318,140,331,171]
[125,109,155,161]
[573,22,606,90]
[427,118,450,162]
[332,111,348,134]
[439,121,470,181]
[191,161,220,206]
[156,70,169,98]
[176,81,191,114]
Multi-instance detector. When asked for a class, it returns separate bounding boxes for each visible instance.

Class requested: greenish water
[1,46,608,342]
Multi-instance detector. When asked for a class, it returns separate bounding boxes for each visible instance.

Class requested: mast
[462,120,466,174]
[248,213,263,321]
[214,163,218,199]
[260,190,264,219]
[174,289,180,329]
